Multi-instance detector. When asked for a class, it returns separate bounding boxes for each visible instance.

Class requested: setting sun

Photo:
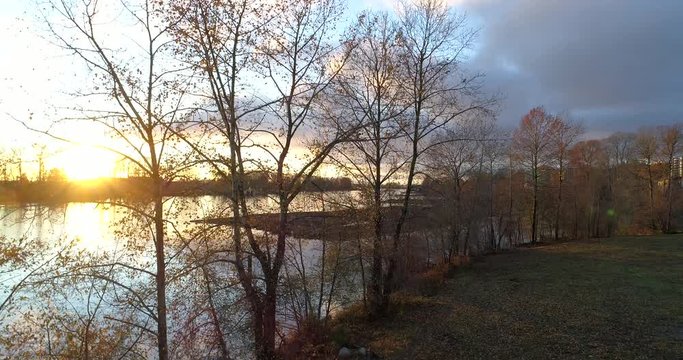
[53,146,118,180]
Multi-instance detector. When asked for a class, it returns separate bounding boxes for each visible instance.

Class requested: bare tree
[424,116,492,260]
[38,1,194,357]
[480,126,509,251]
[635,130,660,231]
[512,107,561,243]
[32,144,48,182]
[551,117,583,241]
[605,132,636,168]
[168,0,358,357]
[658,124,682,232]
[603,132,636,235]
[380,0,489,315]
[327,11,408,318]
[0,148,10,181]
[0,236,65,323]
[570,140,608,238]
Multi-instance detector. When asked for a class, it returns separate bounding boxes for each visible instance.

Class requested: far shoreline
[0,175,373,205]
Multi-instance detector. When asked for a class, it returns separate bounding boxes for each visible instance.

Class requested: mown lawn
[335,235,683,359]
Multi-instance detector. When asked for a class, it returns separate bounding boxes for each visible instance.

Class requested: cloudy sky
[357,0,683,137]
[461,0,683,136]
[2,0,683,142]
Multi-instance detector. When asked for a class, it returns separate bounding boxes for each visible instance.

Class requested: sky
[358,0,683,137]
[1,0,683,177]
[456,0,683,137]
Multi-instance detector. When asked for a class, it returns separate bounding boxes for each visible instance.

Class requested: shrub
[415,268,445,297]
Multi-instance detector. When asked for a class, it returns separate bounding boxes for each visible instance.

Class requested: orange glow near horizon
[45,143,339,181]
[53,146,119,180]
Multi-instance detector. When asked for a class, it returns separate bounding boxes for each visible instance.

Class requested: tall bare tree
[635,130,660,231]
[327,11,408,318]
[603,132,636,235]
[659,124,682,232]
[168,0,357,356]
[570,140,608,238]
[512,107,561,243]
[424,116,493,260]
[551,117,583,241]
[40,1,192,357]
[379,0,489,314]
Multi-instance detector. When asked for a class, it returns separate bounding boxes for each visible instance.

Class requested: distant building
[673,157,683,181]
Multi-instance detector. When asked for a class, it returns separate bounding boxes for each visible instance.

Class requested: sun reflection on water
[61,203,119,252]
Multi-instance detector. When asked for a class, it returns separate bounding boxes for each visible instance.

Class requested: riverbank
[0,176,356,204]
[328,235,683,359]
[198,205,433,239]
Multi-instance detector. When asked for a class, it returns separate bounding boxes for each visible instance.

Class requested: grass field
[335,236,683,359]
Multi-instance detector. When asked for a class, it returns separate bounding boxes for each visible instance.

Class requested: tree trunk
[356,228,367,309]
[368,184,383,318]
[258,284,278,360]
[252,303,265,359]
[508,155,514,247]
[554,161,563,242]
[202,268,229,360]
[153,181,168,360]
[383,147,418,312]
[666,156,675,232]
[647,162,656,230]
[369,110,386,317]
[532,170,539,244]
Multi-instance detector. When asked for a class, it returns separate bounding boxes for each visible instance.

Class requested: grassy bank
[333,235,683,359]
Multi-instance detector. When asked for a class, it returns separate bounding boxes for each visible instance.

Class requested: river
[0,192,365,358]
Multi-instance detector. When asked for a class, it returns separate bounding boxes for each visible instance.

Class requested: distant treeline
[0,174,355,204]
[419,114,683,248]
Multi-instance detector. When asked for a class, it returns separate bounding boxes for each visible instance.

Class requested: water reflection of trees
[1,193,366,358]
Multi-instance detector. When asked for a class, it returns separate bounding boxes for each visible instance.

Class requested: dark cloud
[460,0,683,136]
